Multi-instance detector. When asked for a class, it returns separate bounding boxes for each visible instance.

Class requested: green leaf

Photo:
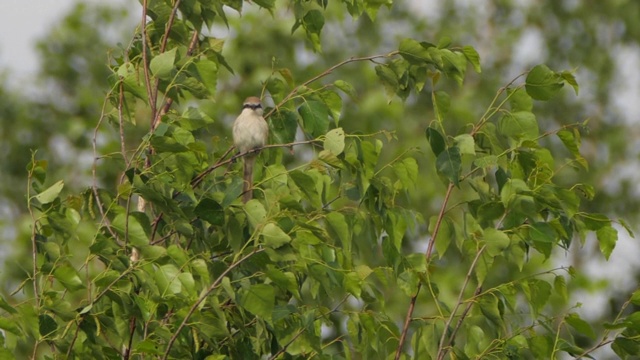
[393,157,418,190]
[565,313,595,339]
[269,109,299,144]
[525,64,564,100]
[39,314,57,337]
[193,59,218,96]
[561,70,579,95]
[507,87,533,112]
[302,10,324,52]
[483,228,510,257]
[426,126,446,156]
[473,155,499,168]
[290,170,321,207]
[253,0,275,10]
[399,38,432,65]
[155,264,182,295]
[581,213,610,231]
[194,198,225,226]
[244,199,267,229]
[34,180,64,204]
[298,100,330,138]
[478,294,502,326]
[0,317,21,335]
[454,134,475,155]
[327,211,350,246]
[53,264,84,292]
[613,337,639,358]
[529,222,556,259]
[436,146,461,186]
[497,111,538,140]
[557,129,588,170]
[324,127,345,155]
[433,91,450,122]
[596,224,618,260]
[462,45,481,73]
[261,222,291,249]
[320,90,343,123]
[0,295,17,314]
[334,79,357,98]
[237,284,275,319]
[523,279,551,315]
[375,64,399,99]
[112,213,150,246]
[430,216,452,258]
[554,275,568,302]
[150,48,177,80]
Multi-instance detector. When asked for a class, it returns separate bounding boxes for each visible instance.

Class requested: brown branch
[141,0,155,123]
[162,248,265,359]
[395,183,455,360]
[436,246,486,360]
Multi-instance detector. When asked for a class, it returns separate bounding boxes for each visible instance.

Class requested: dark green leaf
[436,146,461,186]
[529,222,556,259]
[269,109,299,144]
[237,284,275,319]
[194,198,224,226]
[425,126,446,156]
[298,100,330,138]
[290,170,321,207]
[39,314,57,337]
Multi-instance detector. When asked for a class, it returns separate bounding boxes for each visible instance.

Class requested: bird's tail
[242,155,256,203]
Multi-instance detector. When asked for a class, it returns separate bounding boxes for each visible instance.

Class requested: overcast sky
[0,0,130,86]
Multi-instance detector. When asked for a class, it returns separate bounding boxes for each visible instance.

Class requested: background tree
[1,0,640,359]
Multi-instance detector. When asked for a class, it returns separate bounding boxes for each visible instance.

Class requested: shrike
[232,96,269,203]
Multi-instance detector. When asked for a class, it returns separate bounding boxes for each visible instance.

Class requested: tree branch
[395,183,455,360]
[162,248,265,359]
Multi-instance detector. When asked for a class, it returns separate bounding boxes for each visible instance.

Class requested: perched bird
[232,96,269,203]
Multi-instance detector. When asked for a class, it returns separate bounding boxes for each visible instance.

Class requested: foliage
[1,1,640,359]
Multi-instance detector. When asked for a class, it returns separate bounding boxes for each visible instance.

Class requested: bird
[232,96,269,203]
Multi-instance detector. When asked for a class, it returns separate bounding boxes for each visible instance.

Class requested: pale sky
[0,0,130,86]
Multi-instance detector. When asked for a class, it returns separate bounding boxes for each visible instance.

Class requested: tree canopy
[1,1,640,359]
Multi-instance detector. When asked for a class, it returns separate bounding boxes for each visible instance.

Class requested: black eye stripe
[243,103,262,110]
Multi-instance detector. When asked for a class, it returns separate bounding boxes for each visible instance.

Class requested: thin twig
[141,0,155,122]
[264,52,399,119]
[268,296,349,360]
[395,183,455,360]
[436,246,487,360]
[162,248,265,359]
